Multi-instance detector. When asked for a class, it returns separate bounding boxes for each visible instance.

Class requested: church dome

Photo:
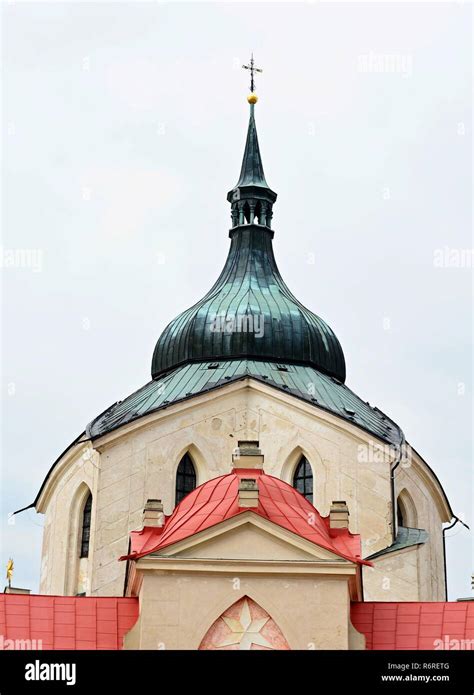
[151,103,346,382]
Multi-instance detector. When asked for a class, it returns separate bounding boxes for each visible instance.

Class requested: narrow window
[175,454,197,505]
[397,500,405,528]
[396,489,417,528]
[293,456,313,503]
[80,493,92,558]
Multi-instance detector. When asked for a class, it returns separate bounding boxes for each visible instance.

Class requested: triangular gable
[150,512,355,564]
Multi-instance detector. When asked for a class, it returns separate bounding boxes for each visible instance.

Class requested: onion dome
[152,98,346,382]
[121,467,365,564]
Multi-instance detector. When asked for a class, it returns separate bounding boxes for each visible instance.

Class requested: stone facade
[37,378,451,604]
[123,513,361,650]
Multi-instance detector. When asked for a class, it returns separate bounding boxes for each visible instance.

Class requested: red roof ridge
[120,468,369,565]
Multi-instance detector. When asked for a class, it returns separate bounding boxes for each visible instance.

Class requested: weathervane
[242,53,263,95]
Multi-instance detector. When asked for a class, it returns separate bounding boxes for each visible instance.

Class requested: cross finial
[242,53,263,94]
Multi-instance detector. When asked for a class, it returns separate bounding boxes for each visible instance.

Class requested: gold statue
[6,558,13,588]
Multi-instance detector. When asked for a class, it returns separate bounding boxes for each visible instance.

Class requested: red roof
[0,595,138,650]
[351,601,474,650]
[2,594,472,650]
[122,468,367,564]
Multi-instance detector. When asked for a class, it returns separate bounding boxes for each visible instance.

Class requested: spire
[150,58,346,384]
[227,55,277,229]
[235,106,269,189]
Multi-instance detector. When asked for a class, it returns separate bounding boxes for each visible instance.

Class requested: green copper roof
[151,226,346,381]
[151,103,346,380]
[235,105,270,189]
[88,359,400,443]
[366,526,429,560]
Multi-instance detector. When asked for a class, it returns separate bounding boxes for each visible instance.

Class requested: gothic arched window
[396,489,417,529]
[397,500,405,528]
[293,456,313,503]
[80,493,92,558]
[175,454,197,505]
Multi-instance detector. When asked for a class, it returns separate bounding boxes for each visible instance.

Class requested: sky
[1,2,472,600]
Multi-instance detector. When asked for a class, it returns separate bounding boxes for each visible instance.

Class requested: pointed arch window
[397,500,405,528]
[80,493,92,558]
[396,489,417,529]
[293,456,313,503]
[175,454,197,505]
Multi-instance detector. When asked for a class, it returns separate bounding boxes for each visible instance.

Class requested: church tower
[26,61,454,650]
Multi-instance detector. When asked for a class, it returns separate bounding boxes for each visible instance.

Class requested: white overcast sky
[1,2,472,600]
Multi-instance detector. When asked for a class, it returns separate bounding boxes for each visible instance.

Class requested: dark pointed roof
[151,99,346,382]
[235,105,270,189]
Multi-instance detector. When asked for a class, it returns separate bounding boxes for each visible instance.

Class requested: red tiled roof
[0,595,138,650]
[351,602,474,650]
[121,468,367,565]
[3,595,472,650]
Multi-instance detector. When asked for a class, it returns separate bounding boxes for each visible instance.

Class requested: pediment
[153,512,351,564]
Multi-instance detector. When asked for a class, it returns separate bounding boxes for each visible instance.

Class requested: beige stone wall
[39,444,99,595]
[362,449,448,602]
[125,569,352,650]
[394,459,447,600]
[36,379,449,601]
[363,547,420,601]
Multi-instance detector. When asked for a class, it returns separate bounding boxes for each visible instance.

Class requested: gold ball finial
[247,93,258,105]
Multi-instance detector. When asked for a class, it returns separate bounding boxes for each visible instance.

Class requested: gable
[153,513,350,563]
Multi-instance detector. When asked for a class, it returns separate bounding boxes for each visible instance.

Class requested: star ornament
[216,599,273,650]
